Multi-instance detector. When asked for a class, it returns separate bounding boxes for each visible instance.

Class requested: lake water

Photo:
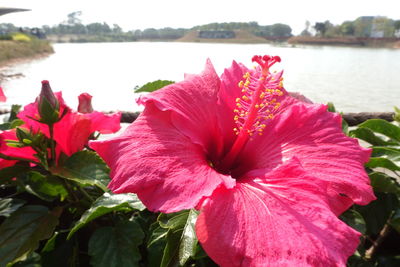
[1,42,399,112]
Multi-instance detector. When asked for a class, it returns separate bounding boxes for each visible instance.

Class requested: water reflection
[1,42,399,112]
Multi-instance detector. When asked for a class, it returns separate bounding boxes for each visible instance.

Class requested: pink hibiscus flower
[90,55,375,266]
[0,81,121,166]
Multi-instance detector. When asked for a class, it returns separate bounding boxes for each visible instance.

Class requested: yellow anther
[245,112,249,115]
[236,103,241,107]
[255,104,259,109]
[242,95,249,101]
[244,80,250,87]
[236,98,241,102]
[241,89,247,93]
[269,114,275,119]
[261,124,266,128]
[260,92,265,99]
[243,72,250,79]
[238,80,244,88]
[234,109,239,113]
[259,103,265,108]
[258,132,263,136]
[234,115,239,121]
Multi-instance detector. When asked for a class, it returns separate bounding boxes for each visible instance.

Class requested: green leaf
[23,172,68,202]
[349,127,396,146]
[340,209,367,234]
[0,205,59,266]
[356,192,399,235]
[358,119,400,143]
[369,172,400,195]
[365,157,400,171]
[0,198,25,217]
[371,146,400,165]
[158,211,190,229]
[9,104,22,122]
[160,229,182,267]
[148,225,168,248]
[135,80,174,93]
[158,210,199,266]
[11,252,41,267]
[393,106,400,123]
[53,150,110,191]
[88,220,144,267]
[0,164,30,184]
[178,209,199,266]
[41,232,80,267]
[68,192,145,239]
[327,102,336,112]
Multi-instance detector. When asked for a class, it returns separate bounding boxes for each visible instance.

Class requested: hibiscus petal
[138,59,223,157]
[53,112,92,156]
[196,160,360,267]
[90,104,235,213]
[85,111,121,134]
[240,103,375,214]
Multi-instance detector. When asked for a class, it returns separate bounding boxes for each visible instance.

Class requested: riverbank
[288,36,400,48]
[0,39,54,67]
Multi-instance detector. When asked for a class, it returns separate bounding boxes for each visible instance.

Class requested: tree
[270,23,292,37]
[67,11,82,25]
[340,21,355,36]
[314,22,326,36]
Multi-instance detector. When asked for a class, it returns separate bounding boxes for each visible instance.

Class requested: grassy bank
[0,39,54,66]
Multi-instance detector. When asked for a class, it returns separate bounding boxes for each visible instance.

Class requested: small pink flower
[90,56,375,266]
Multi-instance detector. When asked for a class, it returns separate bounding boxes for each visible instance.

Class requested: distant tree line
[192,22,292,37]
[303,16,400,38]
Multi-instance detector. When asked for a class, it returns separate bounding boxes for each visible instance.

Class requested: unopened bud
[78,93,94,113]
[38,80,58,109]
[37,80,60,124]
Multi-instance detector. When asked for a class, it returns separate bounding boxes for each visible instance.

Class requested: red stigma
[41,80,50,85]
[252,55,282,73]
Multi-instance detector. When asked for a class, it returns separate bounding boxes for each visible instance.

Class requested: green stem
[0,153,40,165]
[48,123,56,166]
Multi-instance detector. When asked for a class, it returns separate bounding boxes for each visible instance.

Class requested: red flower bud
[37,80,60,124]
[78,93,94,113]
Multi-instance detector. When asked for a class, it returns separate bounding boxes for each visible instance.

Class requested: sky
[0,0,399,34]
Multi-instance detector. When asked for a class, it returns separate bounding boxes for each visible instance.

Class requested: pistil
[218,55,284,172]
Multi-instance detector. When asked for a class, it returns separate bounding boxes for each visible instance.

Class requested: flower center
[217,55,284,173]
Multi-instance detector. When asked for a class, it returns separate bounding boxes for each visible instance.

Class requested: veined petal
[196,161,360,267]
[90,104,235,213]
[240,102,375,214]
[138,59,223,157]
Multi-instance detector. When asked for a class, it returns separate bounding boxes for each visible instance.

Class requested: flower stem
[364,220,392,260]
[48,123,56,166]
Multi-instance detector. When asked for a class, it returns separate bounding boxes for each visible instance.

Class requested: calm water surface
[1,42,399,112]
